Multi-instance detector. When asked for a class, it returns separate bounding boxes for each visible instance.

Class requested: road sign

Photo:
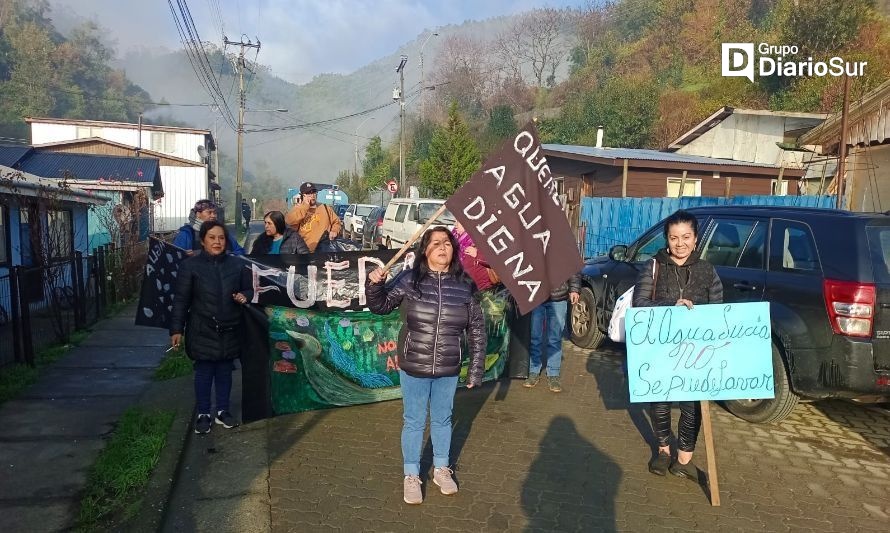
[387,180,398,194]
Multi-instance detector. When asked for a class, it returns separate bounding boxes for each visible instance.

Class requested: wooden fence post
[621,159,629,198]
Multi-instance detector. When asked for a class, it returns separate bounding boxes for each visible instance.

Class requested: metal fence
[1,240,147,368]
[578,195,838,259]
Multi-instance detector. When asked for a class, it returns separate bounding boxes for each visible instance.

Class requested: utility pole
[836,73,851,210]
[396,55,407,197]
[224,36,261,236]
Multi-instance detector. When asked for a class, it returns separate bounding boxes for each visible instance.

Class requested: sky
[48,0,583,85]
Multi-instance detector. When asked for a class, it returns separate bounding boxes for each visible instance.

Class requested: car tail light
[377,218,383,227]
[823,279,875,338]
[877,375,890,388]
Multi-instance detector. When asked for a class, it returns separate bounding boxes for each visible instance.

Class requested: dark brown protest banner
[446,121,582,315]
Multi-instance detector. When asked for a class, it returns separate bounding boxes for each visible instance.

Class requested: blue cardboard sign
[625,302,774,403]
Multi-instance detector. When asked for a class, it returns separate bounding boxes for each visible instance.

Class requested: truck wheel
[723,341,799,424]
[570,287,605,350]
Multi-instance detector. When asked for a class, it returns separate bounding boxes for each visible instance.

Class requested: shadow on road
[521,416,619,532]
[586,344,657,455]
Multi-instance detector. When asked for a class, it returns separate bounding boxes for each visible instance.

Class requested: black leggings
[650,401,701,452]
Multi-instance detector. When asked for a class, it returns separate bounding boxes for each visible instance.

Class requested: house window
[76,126,103,139]
[0,204,8,265]
[47,209,73,259]
[150,132,176,153]
[771,180,789,196]
[666,177,701,197]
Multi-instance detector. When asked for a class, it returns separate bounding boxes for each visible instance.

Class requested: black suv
[361,206,387,250]
[571,206,890,423]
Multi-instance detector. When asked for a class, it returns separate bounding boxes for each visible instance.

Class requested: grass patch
[0,326,94,406]
[102,297,133,319]
[77,407,175,532]
[153,344,192,381]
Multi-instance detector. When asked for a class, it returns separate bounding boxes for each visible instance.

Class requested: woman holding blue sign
[633,210,723,481]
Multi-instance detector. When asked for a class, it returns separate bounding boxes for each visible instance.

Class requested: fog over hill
[115,15,548,184]
[44,2,574,191]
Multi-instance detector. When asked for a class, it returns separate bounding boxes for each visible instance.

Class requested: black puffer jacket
[250,228,310,255]
[169,251,252,361]
[633,249,723,307]
[549,272,582,301]
[366,269,487,385]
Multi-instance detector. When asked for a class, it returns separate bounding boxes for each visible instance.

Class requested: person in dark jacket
[241,199,252,227]
[250,211,310,255]
[632,209,723,481]
[172,199,245,256]
[170,220,252,434]
[366,226,486,505]
[523,272,581,393]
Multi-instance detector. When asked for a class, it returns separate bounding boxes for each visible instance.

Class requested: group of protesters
[167,190,718,504]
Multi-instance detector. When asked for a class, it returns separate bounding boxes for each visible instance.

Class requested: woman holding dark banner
[366,227,487,505]
[250,210,310,255]
[632,210,722,480]
[170,220,253,435]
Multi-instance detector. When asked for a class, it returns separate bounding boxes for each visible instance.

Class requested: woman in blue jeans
[366,227,487,505]
[170,220,252,434]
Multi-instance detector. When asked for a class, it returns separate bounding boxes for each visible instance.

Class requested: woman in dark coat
[633,209,723,480]
[366,227,487,505]
[250,210,310,255]
[170,220,252,434]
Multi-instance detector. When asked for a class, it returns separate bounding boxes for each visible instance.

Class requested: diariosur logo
[722,43,867,82]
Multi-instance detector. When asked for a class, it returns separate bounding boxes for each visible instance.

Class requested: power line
[242,82,432,134]
[168,0,238,130]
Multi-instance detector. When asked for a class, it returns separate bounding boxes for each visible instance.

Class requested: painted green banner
[267,289,511,414]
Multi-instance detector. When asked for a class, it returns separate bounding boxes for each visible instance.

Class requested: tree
[419,103,480,198]
[361,136,395,191]
[542,76,659,148]
[495,8,572,88]
[434,35,492,117]
[335,169,370,203]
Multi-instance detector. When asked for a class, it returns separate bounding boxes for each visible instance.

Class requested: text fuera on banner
[625,302,775,403]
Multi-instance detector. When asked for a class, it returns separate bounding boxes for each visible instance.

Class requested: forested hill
[540,0,890,149]
[0,1,150,142]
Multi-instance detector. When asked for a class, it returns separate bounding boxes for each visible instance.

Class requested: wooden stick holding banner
[700,400,721,506]
[381,204,449,272]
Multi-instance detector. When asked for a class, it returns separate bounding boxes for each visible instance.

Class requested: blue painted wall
[579,195,838,258]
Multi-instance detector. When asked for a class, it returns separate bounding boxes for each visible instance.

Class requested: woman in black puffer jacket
[366,226,486,505]
[170,220,252,435]
[250,210,310,255]
[632,210,722,482]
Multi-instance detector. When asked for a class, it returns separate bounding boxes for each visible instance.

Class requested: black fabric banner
[135,237,187,329]
[445,121,583,315]
[135,244,416,329]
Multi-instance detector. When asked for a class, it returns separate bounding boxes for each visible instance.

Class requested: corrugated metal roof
[16,151,160,184]
[543,144,783,169]
[0,164,109,205]
[0,145,33,167]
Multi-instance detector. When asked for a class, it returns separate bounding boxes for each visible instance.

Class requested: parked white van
[380,198,456,249]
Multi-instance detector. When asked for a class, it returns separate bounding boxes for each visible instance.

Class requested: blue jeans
[529,300,567,377]
[194,360,235,415]
[399,370,459,476]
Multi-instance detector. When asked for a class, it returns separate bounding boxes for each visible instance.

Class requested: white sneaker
[433,467,458,495]
[403,475,423,504]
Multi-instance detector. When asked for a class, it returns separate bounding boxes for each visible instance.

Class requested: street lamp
[354,116,375,176]
[420,31,439,121]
